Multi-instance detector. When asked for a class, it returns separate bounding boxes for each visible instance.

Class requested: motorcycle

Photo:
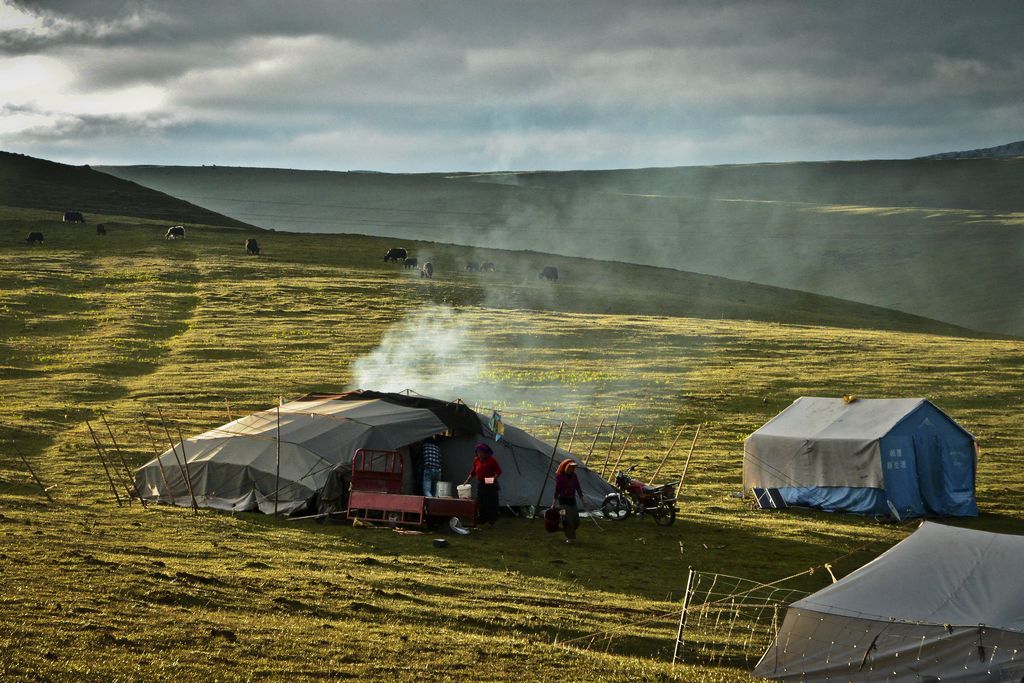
[601,465,678,526]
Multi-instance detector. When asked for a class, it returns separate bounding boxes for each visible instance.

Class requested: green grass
[1,206,1023,681]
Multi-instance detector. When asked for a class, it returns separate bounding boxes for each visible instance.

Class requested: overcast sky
[1,0,1022,172]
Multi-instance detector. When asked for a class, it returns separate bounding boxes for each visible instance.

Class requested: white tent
[135,391,614,514]
[754,523,1024,681]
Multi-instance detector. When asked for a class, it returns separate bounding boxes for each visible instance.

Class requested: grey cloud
[2,0,1023,170]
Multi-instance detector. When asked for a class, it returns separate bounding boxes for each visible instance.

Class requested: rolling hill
[0,151,254,228]
[98,159,1024,336]
[0,152,970,336]
[920,140,1024,160]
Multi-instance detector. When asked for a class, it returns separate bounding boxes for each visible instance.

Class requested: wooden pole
[100,411,147,508]
[18,453,54,503]
[274,402,282,515]
[224,398,234,422]
[174,422,200,514]
[86,420,122,506]
[533,420,565,515]
[600,406,622,478]
[565,406,583,455]
[583,419,605,465]
[672,568,697,665]
[608,425,635,481]
[90,419,136,504]
[158,407,198,513]
[141,413,173,503]
[678,423,703,486]
[650,424,688,485]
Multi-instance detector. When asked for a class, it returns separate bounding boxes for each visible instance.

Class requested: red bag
[544,507,561,533]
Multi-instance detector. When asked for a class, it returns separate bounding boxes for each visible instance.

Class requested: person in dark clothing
[464,442,502,525]
[552,459,584,543]
[420,436,443,497]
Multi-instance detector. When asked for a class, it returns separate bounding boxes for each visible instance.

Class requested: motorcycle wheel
[652,502,677,526]
[601,493,631,521]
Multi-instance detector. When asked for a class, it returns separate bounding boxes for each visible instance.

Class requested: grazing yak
[165,226,186,240]
[96,224,106,235]
[481,262,495,272]
[384,247,407,262]
[26,231,44,245]
[245,238,260,255]
[420,262,434,279]
[404,257,418,269]
[63,211,85,223]
[539,266,559,281]
[465,262,480,272]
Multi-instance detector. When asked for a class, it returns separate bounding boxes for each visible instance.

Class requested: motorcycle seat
[641,485,661,494]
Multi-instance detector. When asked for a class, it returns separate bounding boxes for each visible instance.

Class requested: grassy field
[1,206,1023,681]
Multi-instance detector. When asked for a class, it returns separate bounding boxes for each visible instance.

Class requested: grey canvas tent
[135,391,614,514]
[754,523,1024,681]
[743,397,977,517]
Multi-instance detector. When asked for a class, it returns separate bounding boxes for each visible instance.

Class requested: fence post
[673,568,697,665]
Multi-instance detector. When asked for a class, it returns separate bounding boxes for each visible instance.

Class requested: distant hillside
[0,151,254,228]
[462,156,1024,213]
[100,161,1024,337]
[920,140,1024,161]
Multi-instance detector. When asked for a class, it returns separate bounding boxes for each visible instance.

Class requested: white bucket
[456,484,473,499]
[436,481,453,498]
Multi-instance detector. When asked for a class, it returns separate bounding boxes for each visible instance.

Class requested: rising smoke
[348,305,485,399]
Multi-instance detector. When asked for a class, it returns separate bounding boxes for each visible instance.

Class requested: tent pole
[18,453,54,503]
[100,410,147,508]
[583,419,605,465]
[86,420,122,506]
[274,401,281,515]
[225,398,234,422]
[565,406,583,455]
[650,425,688,485]
[141,413,173,503]
[174,421,200,515]
[600,406,622,478]
[608,425,635,480]
[533,420,564,516]
[679,423,702,485]
[158,407,198,513]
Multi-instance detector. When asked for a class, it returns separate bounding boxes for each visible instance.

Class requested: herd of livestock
[25,211,561,281]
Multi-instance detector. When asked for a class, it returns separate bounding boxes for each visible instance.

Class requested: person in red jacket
[464,442,502,526]
[551,459,584,543]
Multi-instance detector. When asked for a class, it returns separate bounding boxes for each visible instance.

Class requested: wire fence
[672,569,810,669]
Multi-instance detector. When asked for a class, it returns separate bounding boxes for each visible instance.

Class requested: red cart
[346,449,477,528]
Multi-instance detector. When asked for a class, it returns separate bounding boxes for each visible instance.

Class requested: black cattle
[26,231,44,245]
[165,226,185,240]
[96,224,107,235]
[465,262,480,272]
[539,266,559,281]
[384,247,407,262]
[420,262,434,279]
[63,211,85,223]
[245,238,260,255]
[481,262,495,272]
[403,257,418,269]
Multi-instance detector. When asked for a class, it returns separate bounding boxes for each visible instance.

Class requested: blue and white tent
[742,397,977,517]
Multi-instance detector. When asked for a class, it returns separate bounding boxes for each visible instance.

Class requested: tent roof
[750,397,928,441]
[792,523,1024,632]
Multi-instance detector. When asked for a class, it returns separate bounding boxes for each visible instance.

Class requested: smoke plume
[348,305,485,399]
